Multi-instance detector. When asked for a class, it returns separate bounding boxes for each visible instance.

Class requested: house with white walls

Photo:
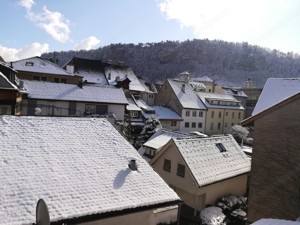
[0,116,181,225]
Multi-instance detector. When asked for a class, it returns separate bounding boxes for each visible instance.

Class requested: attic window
[216,143,226,152]
[26,61,34,66]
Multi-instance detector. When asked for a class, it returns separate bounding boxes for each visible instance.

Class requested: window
[232,112,235,119]
[33,76,40,81]
[171,121,177,126]
[26,61,34,66]
[61,78,67,83]
[210,122,214,130]
[238,112,241,119]
[218,111,222,118]
[149,94,154,98]
[185,122,189,128]
[224,123,228,128]
[54,78,59,83]
[216,143,226,152]
[199,111,203,117]
[85,104,96,115]
[211,111,214,118]
[176,163,185,178]
[192,111,197,117]
[186,110,190,116]
[231,123,234,127]
[163,159,171,172]
[131,111,139,118]
[225,111,228,116]
[217,122,221,130]
[41,77,47,81]
[192,122,196,128]
[198,122,202,128]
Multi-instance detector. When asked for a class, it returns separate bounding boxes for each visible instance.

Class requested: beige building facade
[150,135,250,212]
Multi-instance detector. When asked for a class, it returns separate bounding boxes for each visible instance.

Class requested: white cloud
[18,0,35,10]
[27,6,71,43]
[18,1,71,43]
[158,0,300,49]
[74,36,101,51]
[0,43,49,61]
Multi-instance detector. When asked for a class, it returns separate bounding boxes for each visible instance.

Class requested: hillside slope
[41,39,300,87]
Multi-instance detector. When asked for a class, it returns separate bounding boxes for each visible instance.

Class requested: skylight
[216,143,226,152]
[25,61,34,66]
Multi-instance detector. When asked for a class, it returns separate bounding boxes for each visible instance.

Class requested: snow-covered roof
[193,76,213,82]
[252,78,300,116]
[9,56,72,76]
[252,219,300,225]
[168,79,207,110]
[172,135,251,186]
[0,116,180,225]
[143,129,191,151]
[0,72,18,90]
[22,80,128,104]
[138,78,157,93]
[222,87,247,97]
[196,92,244,110]
[152,106,182,120]
[126,98,141,111]
[105,67,146,92]
[78,69,108,85]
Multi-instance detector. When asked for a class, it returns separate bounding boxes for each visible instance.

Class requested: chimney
[128,159,137,171]
[66,65,74,74]
[245,77,253,88]
[78,80,83,88]
[182,84,186,93]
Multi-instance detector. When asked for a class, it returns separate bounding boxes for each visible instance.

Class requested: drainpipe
[222,109,225,134]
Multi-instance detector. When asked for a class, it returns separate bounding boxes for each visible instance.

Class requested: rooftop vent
[128,159,137,171]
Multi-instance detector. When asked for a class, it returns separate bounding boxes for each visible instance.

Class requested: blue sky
[1,0,300,61]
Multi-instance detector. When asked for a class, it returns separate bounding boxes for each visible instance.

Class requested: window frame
[176,163,185,178]
[163,159,171,172]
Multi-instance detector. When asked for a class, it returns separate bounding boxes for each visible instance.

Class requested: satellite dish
[36,199,50,225]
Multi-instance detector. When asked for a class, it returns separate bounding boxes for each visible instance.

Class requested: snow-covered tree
[230,125,249,146]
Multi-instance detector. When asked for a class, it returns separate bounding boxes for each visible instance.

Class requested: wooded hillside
[41,39,300,87]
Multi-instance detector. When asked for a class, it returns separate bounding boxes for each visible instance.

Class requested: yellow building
[196,92,245,135]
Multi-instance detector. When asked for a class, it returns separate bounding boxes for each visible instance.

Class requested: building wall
[204,108,244,135]
[0,89,18,115]
[243,88,262,118]
[21,99,125,120]
[141,93,155,106]
[247,98,300,223]
[152,144,248,211]
[174,174,247,211]
[180,109,206,133]
[155,81,183,116]
[160,120,181,131]
[80,206,178,225]
[17,71,81,84]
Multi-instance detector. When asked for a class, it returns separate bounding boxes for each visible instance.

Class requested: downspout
[222,109,225,134]
[194,190,198,217]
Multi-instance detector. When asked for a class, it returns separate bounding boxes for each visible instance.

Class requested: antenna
[36,199,50,225]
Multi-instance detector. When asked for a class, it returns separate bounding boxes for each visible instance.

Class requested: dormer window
[216,143,226,152]
[26,62,34,66]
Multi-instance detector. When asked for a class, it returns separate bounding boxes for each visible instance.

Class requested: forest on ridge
[42,39,300,87]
